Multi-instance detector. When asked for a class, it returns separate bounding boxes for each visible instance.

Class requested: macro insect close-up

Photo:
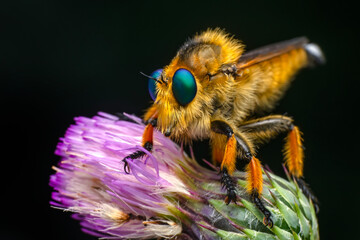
[4,1,360,239]
[122,29,325,228]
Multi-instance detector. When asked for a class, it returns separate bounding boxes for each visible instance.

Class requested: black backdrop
[1,1,358,239]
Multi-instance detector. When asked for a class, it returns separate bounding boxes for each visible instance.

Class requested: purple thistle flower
[50,112,319,240]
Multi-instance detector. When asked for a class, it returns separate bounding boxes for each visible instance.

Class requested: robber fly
[123,28,324,227]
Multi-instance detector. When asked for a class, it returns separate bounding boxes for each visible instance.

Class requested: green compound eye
[172,68,197,106]
[148,69,163,101]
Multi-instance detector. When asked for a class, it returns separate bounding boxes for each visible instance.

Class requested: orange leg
[284,126,319,212]
[122,122,155,173]
[211,120,239,204]
[122,106,159,173]
[211,120,273,227]
[221,135,237,175]
[245,156,272,227]
[141,123,154,149]
[239,116,318,212]
[246,156,263,195]
[220,135,238,204]
[284,126,304,178]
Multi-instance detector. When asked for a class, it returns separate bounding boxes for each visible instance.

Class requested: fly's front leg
[219,63,238,77]
[122,106,158,174]
[122,119,156,173]
[211,120,273,227]
[239,115,319,212]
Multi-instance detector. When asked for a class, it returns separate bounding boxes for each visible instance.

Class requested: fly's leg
[211,120,273,227]
[295,177,319,213]
[122,118,156,174]
[239,115,319,212]
[211,120,237,204]
[219,63,238,77]
[221,167,237,204]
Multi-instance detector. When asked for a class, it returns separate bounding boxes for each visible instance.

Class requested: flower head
[50,112,319,239]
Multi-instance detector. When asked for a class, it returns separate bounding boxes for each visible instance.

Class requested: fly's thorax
[154,69,241,143]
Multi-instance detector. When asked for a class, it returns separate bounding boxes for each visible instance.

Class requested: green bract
[170,155,319,240]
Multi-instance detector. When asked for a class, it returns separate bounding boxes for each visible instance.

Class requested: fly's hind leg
[211,120,273,227]
[239,115,319,212]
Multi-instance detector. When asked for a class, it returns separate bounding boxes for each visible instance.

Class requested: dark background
[1,0,358,239]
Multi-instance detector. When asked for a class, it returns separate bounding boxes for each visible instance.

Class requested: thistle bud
[50,112,319,239]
